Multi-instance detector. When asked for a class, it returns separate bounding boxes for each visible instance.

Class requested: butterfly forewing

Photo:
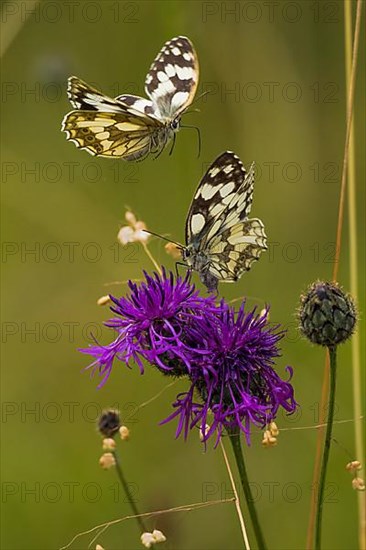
[145,36,199,119]
[185,152,250,246]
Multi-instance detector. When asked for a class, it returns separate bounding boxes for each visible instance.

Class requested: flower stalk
[228,426,267,550]
[314,346,338,550]
[112,449,149,535]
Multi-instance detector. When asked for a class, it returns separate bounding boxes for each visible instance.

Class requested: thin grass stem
[344,2,366,547]
[220,439,251,550]
[306,2,363,546]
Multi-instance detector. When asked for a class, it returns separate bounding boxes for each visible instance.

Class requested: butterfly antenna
[180,124,201,158]
[143,230,184,250]
[190,89,212,106]
[169,132,177,156]
[183,108,201,115]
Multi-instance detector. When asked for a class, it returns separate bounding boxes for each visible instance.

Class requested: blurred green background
[1,1,365,549]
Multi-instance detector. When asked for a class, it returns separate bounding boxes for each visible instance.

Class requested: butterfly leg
[168,132,177,156]
[175,261,191,280]
[180,124,201,158]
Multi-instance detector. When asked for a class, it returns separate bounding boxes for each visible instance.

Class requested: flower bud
[102,438,116,451]
[119,425,130,441]
[99,453,116,469]
[125,211,137,225]
[262,429,277,447]
[199,424,210,441]
[141,530,166,548]
[152,530,166,544]
[269,421,279,437]
[165,242,182,260]
[352,477,365,491]
[346,460,361,472]
[299,281,357,347]
[97,295,111,306]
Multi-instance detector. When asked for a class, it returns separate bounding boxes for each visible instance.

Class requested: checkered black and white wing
[65,76,157,118]
[205,217,267,283]
[185,152,253,246]
[185,151,267,289]
[145,36,199,119]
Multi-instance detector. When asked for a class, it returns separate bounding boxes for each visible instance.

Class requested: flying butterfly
[61,36,199,161]
[179,151,267,292]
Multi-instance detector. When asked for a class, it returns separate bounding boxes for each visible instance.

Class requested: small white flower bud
[352,477,365,491]
[141,532,155,548]
[97,295,111,306]
[99,453,116,470]
[346,460,361,472]
[199,424,210,441]
[269,422,279,437]
[125,211,137,225]
[119,425,130,441]
[152,530,166,543]
[141,529,166,548]
[102,438,116,451]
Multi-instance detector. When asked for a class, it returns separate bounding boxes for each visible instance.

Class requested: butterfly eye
[171,119,180,130]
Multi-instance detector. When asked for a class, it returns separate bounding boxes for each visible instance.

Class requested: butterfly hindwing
[145,36,199,119]
[62,110,160,160]
[208,218,267,282]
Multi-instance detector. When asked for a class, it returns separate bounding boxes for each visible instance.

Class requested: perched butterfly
[180,151,267,292]
[61,36,199,161]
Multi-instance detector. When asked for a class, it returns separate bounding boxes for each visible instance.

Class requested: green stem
[228,427,267,550]
[315,346,338,549]
[112,450,149,534]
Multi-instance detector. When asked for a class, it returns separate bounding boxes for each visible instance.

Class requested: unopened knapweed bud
[98,409,121,437]
[299,281,357,347]
[99,452,116,469]
[119,425,130,441]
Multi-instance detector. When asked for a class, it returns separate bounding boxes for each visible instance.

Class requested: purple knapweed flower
[163,302,296,445]
[81,270,216,387]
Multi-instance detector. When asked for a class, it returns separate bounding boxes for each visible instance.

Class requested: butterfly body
[62,36,198,161]
[182,151,267,293]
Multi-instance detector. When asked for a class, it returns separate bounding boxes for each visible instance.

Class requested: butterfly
[61,36,199,161]
[181,151,267,292]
